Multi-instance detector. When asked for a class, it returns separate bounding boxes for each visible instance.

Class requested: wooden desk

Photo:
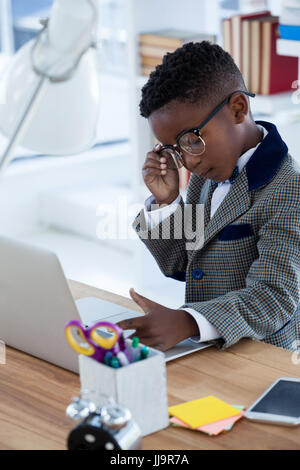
[0,279,300,450]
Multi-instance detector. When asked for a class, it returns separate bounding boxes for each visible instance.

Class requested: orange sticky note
[168,396,241,429]
[170,410,245,435]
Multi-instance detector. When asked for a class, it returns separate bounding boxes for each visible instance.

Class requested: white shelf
[277,39,300,58]
[252,91,296,116]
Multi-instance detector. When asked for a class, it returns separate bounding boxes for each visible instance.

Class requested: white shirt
[143,124,268,343]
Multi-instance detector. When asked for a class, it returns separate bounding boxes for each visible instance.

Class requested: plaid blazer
[133,120,300,351]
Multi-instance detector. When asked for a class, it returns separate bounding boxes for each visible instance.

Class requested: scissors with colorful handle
[65,320,131,364]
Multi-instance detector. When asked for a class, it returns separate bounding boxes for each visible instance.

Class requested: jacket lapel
[189,169,251,256]
[204,169,251,247]
[203,180,216,227]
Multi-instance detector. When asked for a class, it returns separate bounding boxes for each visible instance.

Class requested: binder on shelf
[261,17,299,94]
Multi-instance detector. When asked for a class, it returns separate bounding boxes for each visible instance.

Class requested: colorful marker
[130,336,140,362]
[117,351,130,366]
[110,356,120,368]
[104,351,113,366]
[139,345,149,360]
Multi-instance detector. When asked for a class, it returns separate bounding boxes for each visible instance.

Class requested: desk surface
[1,279,300,450]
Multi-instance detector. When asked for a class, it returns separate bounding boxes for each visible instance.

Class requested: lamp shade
[0,38,100,155]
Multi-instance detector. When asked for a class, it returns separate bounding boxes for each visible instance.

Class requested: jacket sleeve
[132,174,207,281]
[179,176,300,350]
[132,195,188,281]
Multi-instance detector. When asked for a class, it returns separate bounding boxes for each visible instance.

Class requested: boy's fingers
[129,288,156,313]
[117,315,146,332]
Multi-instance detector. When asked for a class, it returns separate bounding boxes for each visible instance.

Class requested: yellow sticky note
[168,396,241,429]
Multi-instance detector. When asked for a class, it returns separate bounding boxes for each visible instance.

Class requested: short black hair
[139,41,247,118]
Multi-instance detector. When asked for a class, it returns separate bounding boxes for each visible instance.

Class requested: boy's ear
[230,92,249,118]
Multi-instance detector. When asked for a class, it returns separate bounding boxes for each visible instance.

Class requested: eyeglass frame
[157,90,256,168]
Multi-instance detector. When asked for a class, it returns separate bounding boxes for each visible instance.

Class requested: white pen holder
[78,339,169,437]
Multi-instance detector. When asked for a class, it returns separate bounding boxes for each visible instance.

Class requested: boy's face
[148,94,249,183]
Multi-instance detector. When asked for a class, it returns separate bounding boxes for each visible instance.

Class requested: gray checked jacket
[132,120,300,351]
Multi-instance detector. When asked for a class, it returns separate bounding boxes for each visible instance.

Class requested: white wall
[0,143,130,236]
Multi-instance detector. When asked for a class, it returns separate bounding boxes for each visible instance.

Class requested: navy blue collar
[246,120,288,191]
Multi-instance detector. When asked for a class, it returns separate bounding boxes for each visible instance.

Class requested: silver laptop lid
[0,235,80,372]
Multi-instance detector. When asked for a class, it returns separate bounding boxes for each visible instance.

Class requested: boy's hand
[142,144,180,206]
[116,288,199,351]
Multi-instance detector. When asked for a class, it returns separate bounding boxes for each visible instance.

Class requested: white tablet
[244,377,300,426]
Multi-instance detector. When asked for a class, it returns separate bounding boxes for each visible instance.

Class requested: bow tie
[211,165,239,188]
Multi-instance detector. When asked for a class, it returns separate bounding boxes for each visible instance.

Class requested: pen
[110,356,120,368]
[130,336,140,362]
[139,346,149,360]
[104,351,113,366]
[117,351,130,366]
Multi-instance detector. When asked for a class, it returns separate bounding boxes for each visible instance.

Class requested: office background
[0,0,299,308]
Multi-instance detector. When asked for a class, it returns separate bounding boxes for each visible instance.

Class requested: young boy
[117,41,300,352]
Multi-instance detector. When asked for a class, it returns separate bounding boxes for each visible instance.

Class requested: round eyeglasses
[155,90,255,170]
[158,130,205,170]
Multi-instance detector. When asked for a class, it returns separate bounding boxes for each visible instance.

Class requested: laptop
[0,236,212,373]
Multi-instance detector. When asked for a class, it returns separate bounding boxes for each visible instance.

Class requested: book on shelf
[139,29,216,77]
[222,18,232,55]
[222,12,299,95]
[241,19,251,89]
[279,24,300,40]
[141,55,163,67]
[249,15,274,93]
[231,10,271,71]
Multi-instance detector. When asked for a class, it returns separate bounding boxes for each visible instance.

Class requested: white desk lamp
[0,0,101,174]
